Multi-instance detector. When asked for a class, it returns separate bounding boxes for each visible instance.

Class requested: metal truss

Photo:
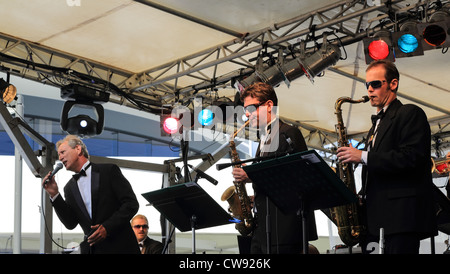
[0,0,448,157]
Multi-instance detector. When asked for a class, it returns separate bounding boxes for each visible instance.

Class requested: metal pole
[379,228,384,254]
[13,95,23,254]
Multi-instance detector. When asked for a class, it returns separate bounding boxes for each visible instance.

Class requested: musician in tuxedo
[43,135,140,254]
[232,82,318,254]
[131,214,164,254]
[337,60,437,254]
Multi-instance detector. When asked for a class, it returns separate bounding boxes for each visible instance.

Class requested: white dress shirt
[77,161,92,218]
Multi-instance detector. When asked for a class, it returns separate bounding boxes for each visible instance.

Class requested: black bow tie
[371,110,385,125]
[73,163,91,181]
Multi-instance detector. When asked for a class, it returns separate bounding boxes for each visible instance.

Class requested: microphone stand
[180,131,191,183]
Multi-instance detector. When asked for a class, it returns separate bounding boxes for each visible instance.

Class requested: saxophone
[221,120,255,236]
[331,95,369,247]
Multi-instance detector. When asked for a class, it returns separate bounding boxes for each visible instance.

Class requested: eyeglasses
[365,80,386,90]
[243,101,267,113]
[133,224,149,229]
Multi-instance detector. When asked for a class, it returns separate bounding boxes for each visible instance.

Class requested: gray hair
[56,135,89,158]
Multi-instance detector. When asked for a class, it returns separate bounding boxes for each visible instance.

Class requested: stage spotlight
[392,21,424,58]
[0,78,17,104]
[60,84,108,138]
[198,108,214,126]
[161,105,194,136]
[298,43,341,83]
[363,30,395,64]
[161,115,181,136]
[60,101,105,138]
[417,10,450,50]
[196,100,235,128]
[235,42,341,89]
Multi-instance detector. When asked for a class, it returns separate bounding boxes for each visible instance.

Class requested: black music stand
[243,150,358,253]
[142,182,231,254]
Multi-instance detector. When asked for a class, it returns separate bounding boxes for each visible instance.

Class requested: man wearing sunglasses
[337,60,437,254]
[131,214,164,254]
[232,82,318,254]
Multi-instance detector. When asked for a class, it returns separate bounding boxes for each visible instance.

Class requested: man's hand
[42,171,59,198]
[232,166,250,183]
[88,224,107,246]
[336,143,362,164]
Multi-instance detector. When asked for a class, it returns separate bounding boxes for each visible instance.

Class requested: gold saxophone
[331,95,369,247]
[221,120,255,236]
[432,158,450,176]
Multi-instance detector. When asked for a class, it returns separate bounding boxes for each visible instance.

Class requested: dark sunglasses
[365,80,386,90]
[133,224,149,229]
[244,101,267,113]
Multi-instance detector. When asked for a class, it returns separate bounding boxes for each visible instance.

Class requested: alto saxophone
[221,120,255,236]
[331,95,369,247]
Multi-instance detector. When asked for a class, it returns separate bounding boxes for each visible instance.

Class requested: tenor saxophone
[331,95,369,247]
[221,120,255,236]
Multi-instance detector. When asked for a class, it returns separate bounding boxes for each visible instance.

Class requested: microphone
[44,162,64,184]
[188,164,218,185]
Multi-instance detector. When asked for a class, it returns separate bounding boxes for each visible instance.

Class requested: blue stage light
[198,108,214,126]
[397,34,419,53]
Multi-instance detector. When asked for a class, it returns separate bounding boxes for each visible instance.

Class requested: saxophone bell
[432,157,450,176]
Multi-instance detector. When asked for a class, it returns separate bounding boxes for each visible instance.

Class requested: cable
[40,181,80,252]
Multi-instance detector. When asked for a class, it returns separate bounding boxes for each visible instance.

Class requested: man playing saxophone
[337,60,437,254]
[232,82,318,254]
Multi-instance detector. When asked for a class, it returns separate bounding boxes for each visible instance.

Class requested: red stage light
[162,116,179,135]
[367,40,390,60]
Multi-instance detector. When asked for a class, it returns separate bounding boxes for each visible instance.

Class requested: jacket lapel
[372,99,402,151]
[90,164,100,222]
[68,178,91,222]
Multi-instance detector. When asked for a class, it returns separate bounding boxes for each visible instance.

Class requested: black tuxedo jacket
[52,163,140,254]
[252,120,318,253]
[362,99,437,239]
[142,237,164,254]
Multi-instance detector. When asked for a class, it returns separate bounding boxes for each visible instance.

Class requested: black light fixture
[160,114,181,136]
[60,84,109,138]
[236,42,341,89]
[392,21,424,58]
[197,100,235,127]
[60,100,105,138]
[417,9,450,50]
[0,78,17,104]
[160,105,193,137]
[363,30,395,64]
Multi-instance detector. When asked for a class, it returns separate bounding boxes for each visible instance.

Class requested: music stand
[142,182,231,254]
[243,150,357,253]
